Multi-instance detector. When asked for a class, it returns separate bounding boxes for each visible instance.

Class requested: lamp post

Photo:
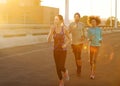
[114,0,117,29]
[65,0,69,26]
[110,0,112,27]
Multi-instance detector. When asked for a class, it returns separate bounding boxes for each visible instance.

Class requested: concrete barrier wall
[0,24,50,49]
[0,24,119,49]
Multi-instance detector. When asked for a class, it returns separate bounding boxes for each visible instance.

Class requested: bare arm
[68,23,72,34]
[82,24,87,38]
[62,26,71,48]
[80,24,87,42]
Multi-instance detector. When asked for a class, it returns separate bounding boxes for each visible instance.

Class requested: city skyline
[41,0,120,20]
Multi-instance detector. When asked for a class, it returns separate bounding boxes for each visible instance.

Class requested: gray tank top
[69,22,85,45]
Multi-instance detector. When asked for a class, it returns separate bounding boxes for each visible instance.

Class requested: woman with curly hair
[87,16,102,79]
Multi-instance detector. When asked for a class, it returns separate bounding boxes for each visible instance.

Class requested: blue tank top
[53,26,66,51]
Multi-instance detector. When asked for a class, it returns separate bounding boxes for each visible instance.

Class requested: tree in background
[79,16,120,27]
[105,16,120,27]
[80,15,89,26]
[118,21,120,26]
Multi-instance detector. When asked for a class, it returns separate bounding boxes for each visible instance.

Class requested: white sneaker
[59,80,64,86]
[64,70,70,81]
[90,74,95,80]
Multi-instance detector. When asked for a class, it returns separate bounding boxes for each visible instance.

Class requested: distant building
[0,0,59,24]
[7,0,40,6]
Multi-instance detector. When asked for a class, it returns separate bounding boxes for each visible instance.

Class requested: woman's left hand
[62,44,67,49]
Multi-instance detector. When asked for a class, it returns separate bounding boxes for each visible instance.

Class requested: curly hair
[88,16,101,26]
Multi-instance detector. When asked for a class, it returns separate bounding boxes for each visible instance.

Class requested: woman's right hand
[62,44,67,49]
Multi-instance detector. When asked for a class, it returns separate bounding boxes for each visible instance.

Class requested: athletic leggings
[54,50,67,80]
[90,46,99,65]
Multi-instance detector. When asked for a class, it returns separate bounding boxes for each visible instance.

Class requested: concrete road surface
[0,32,120,86]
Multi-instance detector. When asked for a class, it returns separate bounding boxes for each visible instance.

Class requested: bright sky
[0,0,120,20]
[41,0,120,20]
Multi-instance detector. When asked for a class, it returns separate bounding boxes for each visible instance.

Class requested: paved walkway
[0,32,120,86]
